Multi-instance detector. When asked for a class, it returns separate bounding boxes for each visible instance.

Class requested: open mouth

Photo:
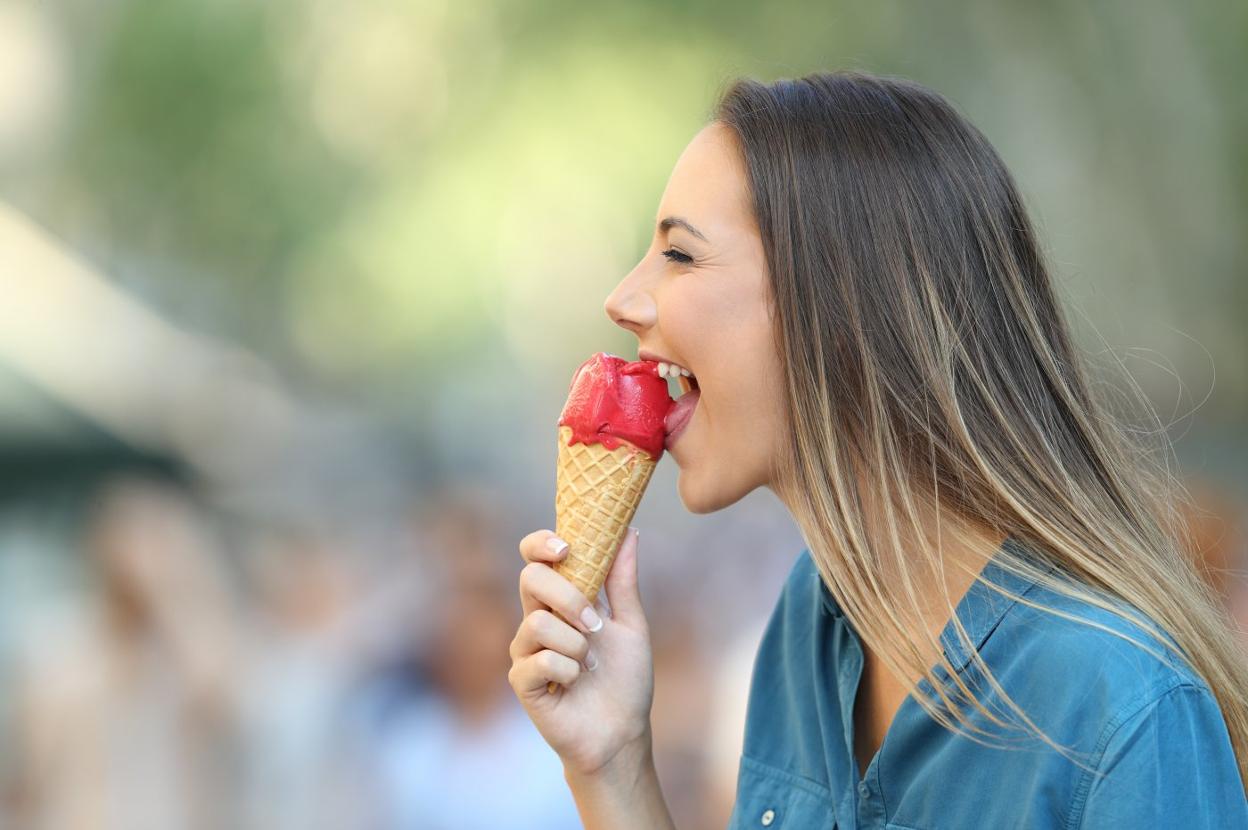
[649,360,698,399]
[664,376,700,439]
[672,372,700,399]
[637,359,700,440]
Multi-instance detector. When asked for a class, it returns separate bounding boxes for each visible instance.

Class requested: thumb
[603,526,644,624]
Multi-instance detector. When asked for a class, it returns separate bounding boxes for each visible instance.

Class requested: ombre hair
[711,70,1248,784]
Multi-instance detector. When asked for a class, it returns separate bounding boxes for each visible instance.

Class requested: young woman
[507,70,1248,828]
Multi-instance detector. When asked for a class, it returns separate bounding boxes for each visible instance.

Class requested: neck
[772,471,1007,677]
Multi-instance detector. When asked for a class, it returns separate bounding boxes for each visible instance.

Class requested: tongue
[664,388,701,435]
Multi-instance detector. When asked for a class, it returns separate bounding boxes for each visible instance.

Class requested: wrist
[563,728,655,789]
[562,729,675,830]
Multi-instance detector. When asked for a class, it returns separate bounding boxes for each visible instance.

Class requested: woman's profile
[507,70,1248,827]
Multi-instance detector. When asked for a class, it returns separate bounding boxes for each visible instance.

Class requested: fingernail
[585,649,598,671]
[546,536,569,557]
[581,606,603,632]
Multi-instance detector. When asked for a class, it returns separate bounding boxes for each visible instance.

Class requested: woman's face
[603,121,787,514]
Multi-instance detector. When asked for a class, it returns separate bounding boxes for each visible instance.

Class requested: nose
[603,260,656,335]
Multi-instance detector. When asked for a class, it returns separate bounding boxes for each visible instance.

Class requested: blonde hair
[712,69,1248,784]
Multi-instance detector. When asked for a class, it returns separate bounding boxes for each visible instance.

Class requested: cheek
[708,321,781,425]
[670,270,783,502]
[674,356,784,512]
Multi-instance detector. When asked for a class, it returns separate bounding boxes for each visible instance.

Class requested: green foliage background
[4,0,1244,453]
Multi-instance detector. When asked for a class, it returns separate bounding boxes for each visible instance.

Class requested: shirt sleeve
[1076,683,1248,828]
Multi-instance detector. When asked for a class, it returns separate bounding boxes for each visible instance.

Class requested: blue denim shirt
[727,537,1248,829]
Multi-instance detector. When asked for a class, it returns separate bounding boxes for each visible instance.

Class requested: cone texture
[553,424,657,603]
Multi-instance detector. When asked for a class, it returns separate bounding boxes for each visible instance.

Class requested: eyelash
[661,248,693,265]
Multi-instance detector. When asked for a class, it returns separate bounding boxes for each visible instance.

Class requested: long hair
[711,69,1248,783]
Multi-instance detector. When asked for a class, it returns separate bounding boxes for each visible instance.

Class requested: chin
[676,467,753,515]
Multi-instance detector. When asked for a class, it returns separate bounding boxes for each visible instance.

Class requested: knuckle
[539,649,575,682]
[536,649,557,675]
[519,611,542,641]
[547,649,577,681]
[528,608,554,634]
[517,562,540,592]
[520,560,546,584]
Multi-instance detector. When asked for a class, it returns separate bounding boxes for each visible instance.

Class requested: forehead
[657,122,754,238]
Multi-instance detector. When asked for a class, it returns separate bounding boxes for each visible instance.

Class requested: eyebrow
[658,216,709,242]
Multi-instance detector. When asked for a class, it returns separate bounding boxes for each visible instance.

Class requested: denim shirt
[727,537,1248,829]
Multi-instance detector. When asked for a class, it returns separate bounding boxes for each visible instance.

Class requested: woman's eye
[661,248,693,265]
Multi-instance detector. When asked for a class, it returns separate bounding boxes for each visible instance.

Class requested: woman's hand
[508,526,655,778]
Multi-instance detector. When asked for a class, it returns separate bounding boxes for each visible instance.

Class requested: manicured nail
[581,606,603,632]
[546,536,569,557]
[585,649,599,671]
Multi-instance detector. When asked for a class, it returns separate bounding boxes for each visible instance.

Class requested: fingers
[602,526,641,623]
[509,648,582,696]
[519,529,570,565]
[519,561,604,635]
[509,608,593,668]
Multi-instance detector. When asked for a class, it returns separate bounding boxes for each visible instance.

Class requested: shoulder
[940,554,1244,824]
[1068,681,1246,826]
[983,569,1246,810]
[791,544,1207,701]
[999,573,1211,709]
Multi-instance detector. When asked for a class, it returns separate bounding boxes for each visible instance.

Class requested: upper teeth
[657,361,693,379]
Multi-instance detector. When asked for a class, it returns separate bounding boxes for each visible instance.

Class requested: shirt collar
[939,535,1061,672]
[817,534,1060,673]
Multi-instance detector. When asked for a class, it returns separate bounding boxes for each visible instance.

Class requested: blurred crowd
[0,470,786,830]
[0,470,1242,830]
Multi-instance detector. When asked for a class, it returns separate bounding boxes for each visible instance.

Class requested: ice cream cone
[545,353,673,694]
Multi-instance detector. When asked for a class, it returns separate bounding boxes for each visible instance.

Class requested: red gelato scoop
[557,352,674,461]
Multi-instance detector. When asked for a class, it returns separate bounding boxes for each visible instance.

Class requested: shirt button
[858,782,870,799]
[760,808,776,826]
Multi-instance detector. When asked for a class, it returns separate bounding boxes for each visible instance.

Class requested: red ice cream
[558,352,675,461]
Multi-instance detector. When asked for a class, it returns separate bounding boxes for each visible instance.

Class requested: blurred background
[0,1,1245,828]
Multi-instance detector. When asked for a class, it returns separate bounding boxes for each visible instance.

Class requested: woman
[507,70,1248,827]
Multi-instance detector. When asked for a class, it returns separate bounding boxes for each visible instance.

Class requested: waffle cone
[547,425,657,693]
[552,424,658,602]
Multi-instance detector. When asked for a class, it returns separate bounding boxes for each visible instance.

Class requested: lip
[638,348,691,372]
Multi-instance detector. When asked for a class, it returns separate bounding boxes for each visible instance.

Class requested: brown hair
[711,69,1248,783]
